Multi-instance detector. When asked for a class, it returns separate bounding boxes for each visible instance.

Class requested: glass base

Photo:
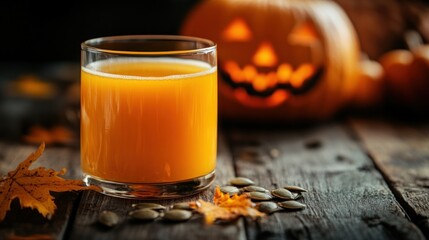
[83,171,215,199]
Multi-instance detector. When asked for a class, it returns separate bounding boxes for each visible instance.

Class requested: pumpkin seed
[163,209,193,222]
[220,185,240,195]
[132,203,166,211]
[271,188,294,200]
[247,191,273,201]
[269,148,280,158]
[284,185,307,193]
[256,201,281,214]
[129,209,159,221]
[278,200,306,210]
[171,202,193,210]
[229,177,255,186]
[243,185,269,193]
[98,210,119,227]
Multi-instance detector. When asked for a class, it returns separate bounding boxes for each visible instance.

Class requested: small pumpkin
[379,31,429,112]
[181,0,360,123]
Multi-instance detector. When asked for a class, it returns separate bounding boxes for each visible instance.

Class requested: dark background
[0,1,200,63]
[0,1,200,140]
[0,0,428,63]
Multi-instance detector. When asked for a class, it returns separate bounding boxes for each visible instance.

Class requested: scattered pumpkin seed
[163,209,193,222]
[278,200,306,210]
[246,191,273,201]
[271,188,294,200]
[171,202,193,210]
[131,203,166,211]
[229,177,255,186]
[220,185,240,195]
[269,148,280,158]
[284,185,307,193]
[256,201,281,214]
[98,210,119,227]
[129,209,159,221]
[242,185,269,193]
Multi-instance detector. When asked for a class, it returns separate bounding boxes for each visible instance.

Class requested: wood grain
[227,123,425,240]
[1,120,428,240]
[0,142,82,240]
[350,118,429,238]
[67,131,246,240]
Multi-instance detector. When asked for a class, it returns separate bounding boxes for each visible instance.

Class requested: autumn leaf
[7,233,54,240]
[8,74,57,99]
[0,143,100,221]
[191,186,265,224]
[23,125,74,146]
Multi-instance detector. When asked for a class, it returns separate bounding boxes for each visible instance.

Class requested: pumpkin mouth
[220,61,324,107]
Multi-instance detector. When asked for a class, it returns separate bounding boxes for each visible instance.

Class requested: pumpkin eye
[288,20,319,45]
[222,18,252,41]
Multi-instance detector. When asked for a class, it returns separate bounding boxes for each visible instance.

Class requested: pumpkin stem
[404,30,423,50]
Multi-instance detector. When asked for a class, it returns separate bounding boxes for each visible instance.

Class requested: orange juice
[81,58,217,183]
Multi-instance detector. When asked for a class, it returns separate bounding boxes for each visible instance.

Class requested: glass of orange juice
[80,35,217,199]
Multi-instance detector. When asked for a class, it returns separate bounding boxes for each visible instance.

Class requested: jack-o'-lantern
[181,0,360,123]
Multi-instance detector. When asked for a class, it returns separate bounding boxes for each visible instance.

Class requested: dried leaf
[0,143,100,221]
[191,200,230,224]
[23,126,74,145]
[7,234,54,240]
[8,74,57,99]
[191,186,265,224]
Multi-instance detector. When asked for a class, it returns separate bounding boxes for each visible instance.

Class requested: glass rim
[81,35,217,56]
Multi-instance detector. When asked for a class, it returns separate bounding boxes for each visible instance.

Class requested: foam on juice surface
[82,57,216,81]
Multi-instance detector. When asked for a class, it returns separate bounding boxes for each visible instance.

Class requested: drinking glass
[80,35,217,199]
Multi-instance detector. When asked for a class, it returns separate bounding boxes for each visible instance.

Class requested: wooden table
[0,116,428,240]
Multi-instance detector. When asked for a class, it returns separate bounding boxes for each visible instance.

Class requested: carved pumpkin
[181,0,360,123]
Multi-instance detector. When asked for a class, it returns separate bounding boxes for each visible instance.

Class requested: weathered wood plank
[227,123,425,240]
[0,142,82,240]
[67,131,246,240]
[350,118,429,238]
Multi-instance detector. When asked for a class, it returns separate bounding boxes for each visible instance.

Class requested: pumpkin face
[220,17,324,108]
[182,0,360,122]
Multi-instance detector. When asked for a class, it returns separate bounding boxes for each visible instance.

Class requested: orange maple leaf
[191,186,265,224]
[0,143,100,221]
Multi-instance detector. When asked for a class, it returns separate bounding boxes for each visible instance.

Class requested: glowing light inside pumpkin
[222,18,252,41]
[243,65,257,82]
[277,64,292,83]
[224,61,244,82]
[253,74,267,91]
[252,72,278,91]
[288,20,319,45]
[234,88,289,108]
[223,61,316,90]
[252,42,278,67]
[290,64,316,88]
